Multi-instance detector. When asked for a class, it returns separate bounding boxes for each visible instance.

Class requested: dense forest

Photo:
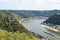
[44,13,60,25]
[0,12,38,40]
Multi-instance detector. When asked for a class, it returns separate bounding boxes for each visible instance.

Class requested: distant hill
[0,10,35,21]
[0,10,22,21]
[43,13,60,25]
[41,13,60,32]
[0,10,60,21]
[16,10,60,17]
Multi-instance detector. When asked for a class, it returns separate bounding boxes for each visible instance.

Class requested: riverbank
[19,18,48,40]
[41,24,60,32]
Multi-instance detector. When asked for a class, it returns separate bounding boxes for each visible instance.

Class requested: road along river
[21,18,60,40]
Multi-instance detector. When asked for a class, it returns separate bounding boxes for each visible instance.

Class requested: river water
[22,18,60,40]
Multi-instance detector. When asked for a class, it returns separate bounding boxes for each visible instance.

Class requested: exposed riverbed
[21,18,60,40]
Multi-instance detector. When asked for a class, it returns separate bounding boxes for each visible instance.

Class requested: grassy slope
[0,10,36,21]
[0,10,24,20]
[0,11,38,40]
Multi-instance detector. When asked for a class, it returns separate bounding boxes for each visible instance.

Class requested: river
[22,18,60,40]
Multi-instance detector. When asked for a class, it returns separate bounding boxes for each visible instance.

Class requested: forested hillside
[0,13,38,40]
[44,13,60,25]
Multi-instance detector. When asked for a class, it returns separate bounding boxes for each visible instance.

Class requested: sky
[0,0,60,10]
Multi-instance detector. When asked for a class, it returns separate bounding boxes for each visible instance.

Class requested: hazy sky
[0,0,60,10]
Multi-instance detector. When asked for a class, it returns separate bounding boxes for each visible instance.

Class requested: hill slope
[0,10,36,21]
[16,10,60,17]
[41,13,60,32]
[0,13,38,40]
[0,10,60,21]
[44,13,60,25]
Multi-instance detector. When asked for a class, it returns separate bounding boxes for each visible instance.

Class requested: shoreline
[41,24,60,32]
[19,18,48,40]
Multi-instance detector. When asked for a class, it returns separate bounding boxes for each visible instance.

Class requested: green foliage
[44,14,60,25]
[0,13,38,40]
[0,10,35,21]
[47,37,54,40]
[0,29,38,40]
